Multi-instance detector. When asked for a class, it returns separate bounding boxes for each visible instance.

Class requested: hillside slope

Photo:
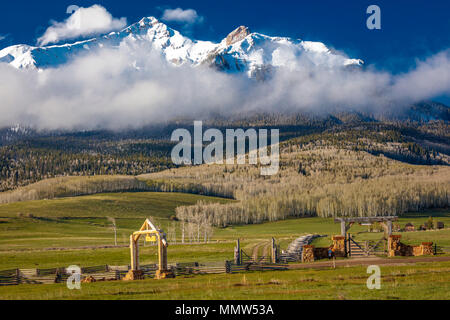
[141,143,450,224]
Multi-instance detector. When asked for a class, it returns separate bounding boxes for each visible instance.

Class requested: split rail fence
[0,261,287,287]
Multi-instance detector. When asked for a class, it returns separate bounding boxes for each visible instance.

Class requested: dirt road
[288,255,450,270]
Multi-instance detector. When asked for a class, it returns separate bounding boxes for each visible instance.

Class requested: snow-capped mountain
[0,16,363,76]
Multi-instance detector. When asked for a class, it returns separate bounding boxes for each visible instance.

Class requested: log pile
[302,245,315,263]
[388,235,434,257]
[421,242,434,255]
[332,236,346,257]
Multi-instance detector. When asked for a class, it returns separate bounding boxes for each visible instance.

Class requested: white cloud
[161,8,204,25]
[0,45,240,131]
[0,43,449,131]
[391,51,450,104]
[0,34,10,43]
[37,5,127,46]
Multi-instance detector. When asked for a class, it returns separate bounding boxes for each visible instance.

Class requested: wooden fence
[0,260,291,287]
[435,245,450,254]
[227,262,288,273]
[0,269,20,286]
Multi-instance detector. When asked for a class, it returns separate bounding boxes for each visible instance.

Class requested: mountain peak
[138,16,159,26]
[226,26,251,46]
[0,19,363,74]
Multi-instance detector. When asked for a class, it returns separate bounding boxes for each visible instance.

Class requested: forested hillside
[0,137,175,192]
[0,107,449,227]
[1,113,448,193]
[142,142,450,226]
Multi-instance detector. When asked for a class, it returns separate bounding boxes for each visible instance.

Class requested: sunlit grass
[1,261,449,300]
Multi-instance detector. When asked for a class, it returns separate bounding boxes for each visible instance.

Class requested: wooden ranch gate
[335,216,397,257]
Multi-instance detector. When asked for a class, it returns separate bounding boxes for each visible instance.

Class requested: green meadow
[0,192,449,271]
[0,261,449,300]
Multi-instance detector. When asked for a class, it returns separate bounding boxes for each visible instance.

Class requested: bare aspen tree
[107,216,117,246]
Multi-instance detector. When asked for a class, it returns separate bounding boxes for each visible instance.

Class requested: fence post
[225,261,231,274]
[348,235,351,257]
[271,238,277,264]
[59,267,67,283]
[234,239,241,265]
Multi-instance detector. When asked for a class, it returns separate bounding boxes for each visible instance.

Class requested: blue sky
[1,0,449,74]
[0,1,449,129]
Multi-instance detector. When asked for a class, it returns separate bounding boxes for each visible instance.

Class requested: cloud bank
[161,8,204,25]
[0,43,449,131]
[390,51,450,103]
[38,5,127,46]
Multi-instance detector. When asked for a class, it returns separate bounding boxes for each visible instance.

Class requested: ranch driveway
[288,255,450,270]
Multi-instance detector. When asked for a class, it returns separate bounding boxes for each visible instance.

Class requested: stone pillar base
[155,270,176,280]
[82,276,96,283]
[123,270,144,281]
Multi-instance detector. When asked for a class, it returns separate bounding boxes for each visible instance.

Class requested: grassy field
[0,191,449,300]
[0,192,232,219]
[0,192,448,271]
[0,192,231,250]
[0,261,449,300]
